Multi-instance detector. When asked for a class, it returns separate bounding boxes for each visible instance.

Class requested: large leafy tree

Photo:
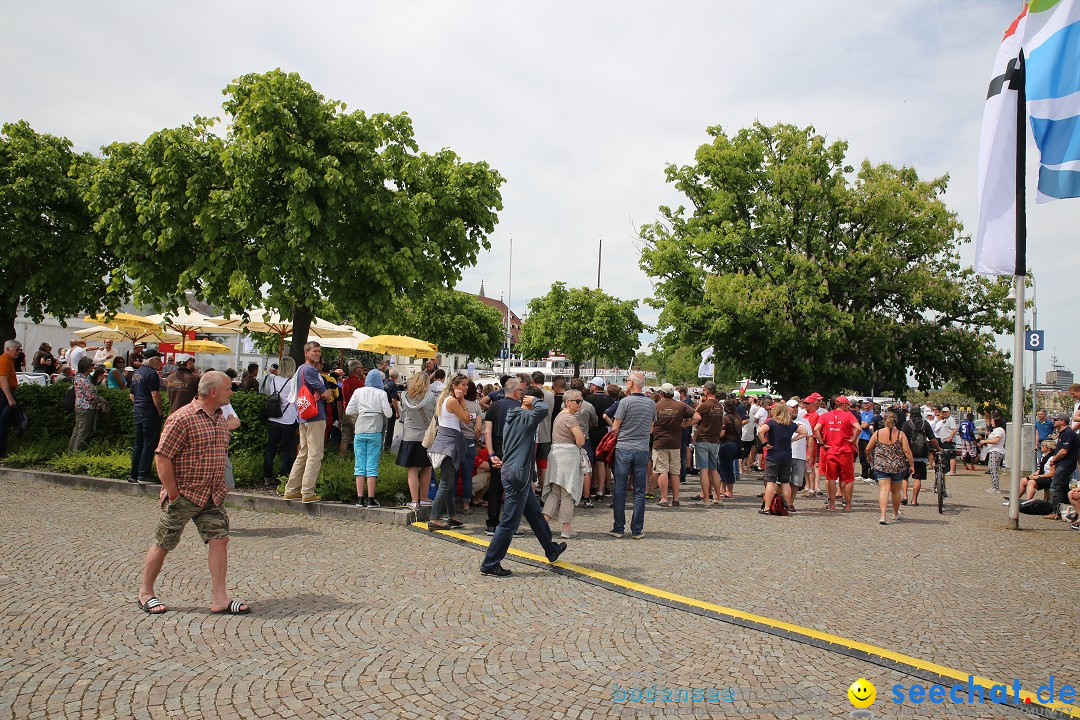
[517,282,646,377]
[0,121,124,346]
[377,288,505,362]
[84,69,504,367]
[640,122,1013,400]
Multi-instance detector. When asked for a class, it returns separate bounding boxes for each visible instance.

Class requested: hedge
[6,385,412,502]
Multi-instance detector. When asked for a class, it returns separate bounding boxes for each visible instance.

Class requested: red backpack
[768,495,788,516]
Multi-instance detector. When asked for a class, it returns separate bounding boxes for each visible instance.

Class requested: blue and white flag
[1024,0,1080,202]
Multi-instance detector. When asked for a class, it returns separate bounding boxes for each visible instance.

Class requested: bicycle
[932,448,952,514]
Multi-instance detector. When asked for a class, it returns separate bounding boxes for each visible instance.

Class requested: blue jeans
[612,448,649,536]
[718,442,739,485]
[481,472,560,571]
[457,439,477,502]
[130,414,161,480]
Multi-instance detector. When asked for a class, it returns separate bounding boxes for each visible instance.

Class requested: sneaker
[356,497,368,508]
[560,531,577,539]
[447,518,464,528]
[986,488,1001,493]
[484,527,496,536]
[419,500,433,507]
[630,533,645,540]
[862,478,875,483]
[481,564,512,577]
[582,499,595,509]
[1003,499,1012,506]
[547,541,567,563]
[368,498,381,508]
[901,498,908,506]
[127,477,139,484]
[283,491,302,500]
[606,530,625,538]
[406,501,419,510]
[512,529,525,538]
[1070,521,1080,531]
[301,494,321,504]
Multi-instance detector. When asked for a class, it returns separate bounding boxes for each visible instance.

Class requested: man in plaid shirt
[136,370,251,616]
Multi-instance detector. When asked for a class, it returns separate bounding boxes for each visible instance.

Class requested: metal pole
[1007,280,1026,529]
[1031,279,1039,468]
[506,237,513,367]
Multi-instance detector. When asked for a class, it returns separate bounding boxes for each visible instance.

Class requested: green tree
[516,282,646,377]
[640,122,1013,401]
[375,288,504,362]
[0,121,124,346]
[84,69,504,367]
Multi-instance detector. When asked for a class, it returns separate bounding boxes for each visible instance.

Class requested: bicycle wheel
[937,455,945,514]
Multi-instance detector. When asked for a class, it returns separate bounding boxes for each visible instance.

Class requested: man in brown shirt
[136,370,251,616]
[165,353,199,414]
[653,383,700,507]
[693,381,725,504]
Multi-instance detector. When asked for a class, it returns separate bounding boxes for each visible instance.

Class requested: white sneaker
[406,501,419,510]
[986,488,1001,493]
[559,531,576,539]
[419,499,433,506]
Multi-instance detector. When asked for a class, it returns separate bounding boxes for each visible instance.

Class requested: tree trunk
[573,361,580,379]
[0,294,18,350]
[290,306,313,369]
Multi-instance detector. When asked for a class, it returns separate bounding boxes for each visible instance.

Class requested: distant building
[468,281,521,349]
[1046,355,1074,391]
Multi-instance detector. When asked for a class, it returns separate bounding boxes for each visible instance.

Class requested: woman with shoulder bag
[426,373,474,531]
[396,372,436,509]
[346,369,393,507]
[262,358,299,487]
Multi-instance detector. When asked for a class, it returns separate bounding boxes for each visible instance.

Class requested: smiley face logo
[848,678,876,708]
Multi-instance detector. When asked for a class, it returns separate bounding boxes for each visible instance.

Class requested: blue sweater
[500,401,549,491]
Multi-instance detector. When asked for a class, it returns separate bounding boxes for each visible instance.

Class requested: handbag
[421,412,439,449]
[296,375,319,421]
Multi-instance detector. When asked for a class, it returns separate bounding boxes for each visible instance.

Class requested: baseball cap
[835,395,850,405]
[142,350,161,360]
[589,377,606,388]
[660,382,675,395]
[175,353,192,363]
[941,406,951,412]
[1053,413,1070,422]
[702,381,717,394]
[786,398,799,408]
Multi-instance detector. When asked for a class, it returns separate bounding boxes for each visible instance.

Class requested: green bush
[229,449,264,488]
[12,384,136,447]
[47,447,133,480]
[2,438,68,468]
[315,452,410,503]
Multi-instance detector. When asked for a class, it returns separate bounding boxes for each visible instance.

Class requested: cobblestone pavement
[0,474,1069,720]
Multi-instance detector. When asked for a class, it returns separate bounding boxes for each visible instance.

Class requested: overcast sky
[3,0,1075,384]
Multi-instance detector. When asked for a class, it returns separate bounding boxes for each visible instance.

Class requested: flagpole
[1007,50,1027,531]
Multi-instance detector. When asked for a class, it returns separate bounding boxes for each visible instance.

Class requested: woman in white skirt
[542,389,587,539]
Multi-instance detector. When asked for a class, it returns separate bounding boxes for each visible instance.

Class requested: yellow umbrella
[83,312,158,332]
[75,325,182,344]
[357,334,438,359]
[178,339,232,355]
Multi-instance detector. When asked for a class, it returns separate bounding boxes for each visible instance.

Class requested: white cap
[175,353,192,363]
[660,382,675,395]
[589,376,606,388]
[786,398,799,408]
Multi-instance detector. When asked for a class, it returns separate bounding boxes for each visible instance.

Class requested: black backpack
[62,385,76,412]
[907,419,929,458]
[259,375,284,422]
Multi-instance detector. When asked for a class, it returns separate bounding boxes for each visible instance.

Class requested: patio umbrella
[83,312,158,332]
[178,339,232,355]
[145,309,240,351]
[211,309,355,361]
[75,325,182,344]
[357,334,438,359]
[313,329,372,368]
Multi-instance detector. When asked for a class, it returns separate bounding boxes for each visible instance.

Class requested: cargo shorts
[155,494,230,551]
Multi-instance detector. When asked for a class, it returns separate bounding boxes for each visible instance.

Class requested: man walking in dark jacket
[480,388,567,577]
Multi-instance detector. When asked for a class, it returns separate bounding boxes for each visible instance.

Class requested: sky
[3,0,1076,384]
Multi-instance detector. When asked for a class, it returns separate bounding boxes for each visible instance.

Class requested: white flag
[974,8,1028,276]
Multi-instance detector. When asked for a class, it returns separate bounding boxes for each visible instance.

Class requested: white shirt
[935,416,957,442]
[792,410,811,461]
[981,426,1006,459]
[68,346,86,370]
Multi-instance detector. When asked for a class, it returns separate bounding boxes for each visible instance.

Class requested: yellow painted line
[412,521,1080,718]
